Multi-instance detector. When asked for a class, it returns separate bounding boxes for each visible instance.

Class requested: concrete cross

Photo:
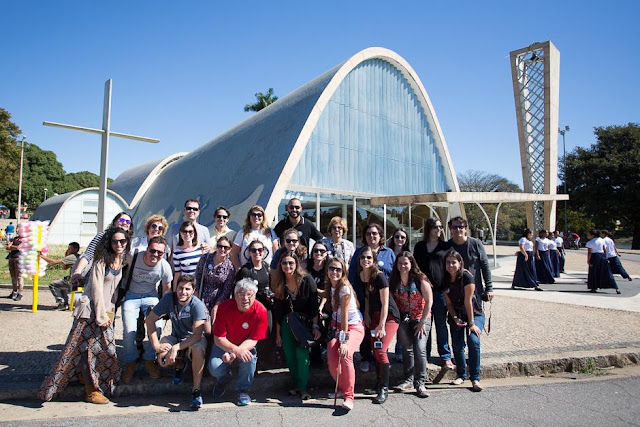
[43,79,159,231]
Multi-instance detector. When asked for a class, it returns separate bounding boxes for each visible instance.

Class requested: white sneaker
[360,361,370,372]
[450,377,464,385]
[471,380,483,392]
[341,399,354,411]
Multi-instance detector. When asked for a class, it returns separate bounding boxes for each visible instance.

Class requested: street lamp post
[558,125,570,236]
[43,188,48,202]
[16,136,26,225]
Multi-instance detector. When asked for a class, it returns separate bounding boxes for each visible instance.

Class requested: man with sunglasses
[167,199,212,253]
[121,236,173,383]
[447,217,493,302]
[210,206,236,247]
[274,198,323,250]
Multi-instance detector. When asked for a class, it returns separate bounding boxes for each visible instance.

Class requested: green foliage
[0,108,22,187]
[244,88,279,112]
[564,123,640,248]
[458,170,527,240]
[556,205,595,238]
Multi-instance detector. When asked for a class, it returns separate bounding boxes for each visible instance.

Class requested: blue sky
[2,1,638,188]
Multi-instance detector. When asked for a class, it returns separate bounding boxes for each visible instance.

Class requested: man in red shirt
[208,278,267,406]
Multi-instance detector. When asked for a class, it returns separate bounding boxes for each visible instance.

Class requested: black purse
[114,250,138,313]
[285,296,314,349]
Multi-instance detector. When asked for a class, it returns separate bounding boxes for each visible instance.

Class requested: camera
[401,312,411,324]
[455,317,468,328]
[263,287,275,300]
[482,292,490,302]
[374,339,383,349]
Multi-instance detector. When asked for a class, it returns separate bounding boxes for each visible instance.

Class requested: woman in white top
[130,215,168,255]
[601,230,632,281]
[586,229,619,293]
[547,236,560,278]
[325,257,364,411]
[534,230,555,284]
[172,221,204,290]
[322,216,355,266]
[231,205,279,269]
[512,229,541,290]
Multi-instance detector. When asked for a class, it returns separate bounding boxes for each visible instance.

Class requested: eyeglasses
[150,223,165,231]
[184,206,199,212]
[181,229,195,234]
[216,215,228,220]
[250,212,263,218]
[249,247,264,254]
[217,244,231,251]
[148,249,164,256]
[327,266,343,273]
[285,238,299,244]
[118,218,131,225]
[111,238,127,246]
[360,255,373,260]
[451,225,466,230]
[394,235,406,240]
[313,248,327,254]
[281,260,296,267]
[289,205,302,210]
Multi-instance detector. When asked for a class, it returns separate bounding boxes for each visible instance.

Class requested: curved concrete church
[111,47,461,244]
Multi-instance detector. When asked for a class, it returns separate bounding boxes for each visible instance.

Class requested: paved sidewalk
[0,246,639,404]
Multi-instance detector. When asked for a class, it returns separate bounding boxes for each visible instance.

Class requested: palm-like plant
[244,88,279,112]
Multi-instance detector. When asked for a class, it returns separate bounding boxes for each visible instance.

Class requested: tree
[458,170,527,240]
[0,108,23,187]
[563,123,640,249]
[244,88,278,112]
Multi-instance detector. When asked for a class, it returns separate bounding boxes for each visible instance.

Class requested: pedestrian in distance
[512,229,541,291]
[586,229,620,294]
[601,230,632,281]
[534,230,555,284]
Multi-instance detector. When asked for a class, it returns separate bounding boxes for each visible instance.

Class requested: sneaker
[444,360,456,370]
[172,364,185,385]
[471,380,483,392]
[13,293,22,301]
[6,291,16,299]
[394,379,414,391]
[190,389,203,409]
[359,360,370,372]
[416,384,430,398]
[57,301,69,310]
[237,392,251,406]
[328,391,344,399]
[212,382,227,399]
[451,377,464,385]
[341,399,354,411]
[145,360,161,379]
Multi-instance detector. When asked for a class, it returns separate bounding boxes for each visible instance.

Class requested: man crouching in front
[208,278,268,406]
[146,275,208,409]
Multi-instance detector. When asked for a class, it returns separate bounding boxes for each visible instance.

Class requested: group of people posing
[37,198,494,412]
[512,228,631,293]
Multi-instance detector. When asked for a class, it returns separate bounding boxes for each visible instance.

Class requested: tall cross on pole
[43,79,160,231]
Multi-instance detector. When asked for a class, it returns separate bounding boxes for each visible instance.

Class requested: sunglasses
[394,235,406,240]
[184,206,199,212]
[365,231,379,236]
[111,238,127,246]
[360,255,374,260]
[250,212,263,218]
[150,223,165,231]
[180,229,195,234]
[451,225,466,230]
[327,265,343,273]
[118,218,131,225]
[148,249,164,256]
[289,205,302,210]
[313,248,327,254]
[249,247,264,253]
[281,260,296,267]
[216,215,228,220]
[217,244,231,251]
[285,238,299,244]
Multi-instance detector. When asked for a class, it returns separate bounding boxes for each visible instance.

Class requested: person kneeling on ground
[146,275,208,409]
[208,278,268,407]
[39,242,80,310]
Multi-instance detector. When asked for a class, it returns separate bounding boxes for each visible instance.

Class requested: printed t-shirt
[129,254,173,295]
[213,298,268,345]
[152,293,208,340]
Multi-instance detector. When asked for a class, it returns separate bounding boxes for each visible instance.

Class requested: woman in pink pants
[325,257,364,411]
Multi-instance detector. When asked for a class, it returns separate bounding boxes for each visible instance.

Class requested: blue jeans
[450,313,485,382]
[122,292,161,364]
[208,344,257,392]
[429,290,452,362]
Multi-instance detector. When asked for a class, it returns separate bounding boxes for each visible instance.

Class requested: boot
[373,363,390,404]
[122,362,137,383]
[364,362,381,395]
[85,385,109,404]
[145,360,161,379]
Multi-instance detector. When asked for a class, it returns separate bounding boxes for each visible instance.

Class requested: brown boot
[122,362,137,383]
[145,360,161,379]
[85,385,109,404]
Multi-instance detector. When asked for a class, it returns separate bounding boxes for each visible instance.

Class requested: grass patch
[0,244,71,287]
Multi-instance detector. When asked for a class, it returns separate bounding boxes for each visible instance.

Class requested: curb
[2,351,639,402]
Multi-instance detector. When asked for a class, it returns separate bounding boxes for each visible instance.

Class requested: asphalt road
[4,367,640,426]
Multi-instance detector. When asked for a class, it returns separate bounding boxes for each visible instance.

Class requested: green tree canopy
[564,123,640,249]
[0,108,23,187]
[244,88,278,112]
[458,170,526,240]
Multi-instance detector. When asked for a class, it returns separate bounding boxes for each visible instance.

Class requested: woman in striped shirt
[172,221,204,290]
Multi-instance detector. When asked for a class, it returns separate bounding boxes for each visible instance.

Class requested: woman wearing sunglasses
[40,227,130,404]
[130,215,168,254]
[271,228,308,271]
[272,252,320,400]
[210,206,236,247]
[387,227,410,258]
[194,236,236,325]
[173,221,204,291]
[231,205,279,270]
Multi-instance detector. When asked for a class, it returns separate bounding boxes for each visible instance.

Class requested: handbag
[115,250,138,313]
[285,296,314,349]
